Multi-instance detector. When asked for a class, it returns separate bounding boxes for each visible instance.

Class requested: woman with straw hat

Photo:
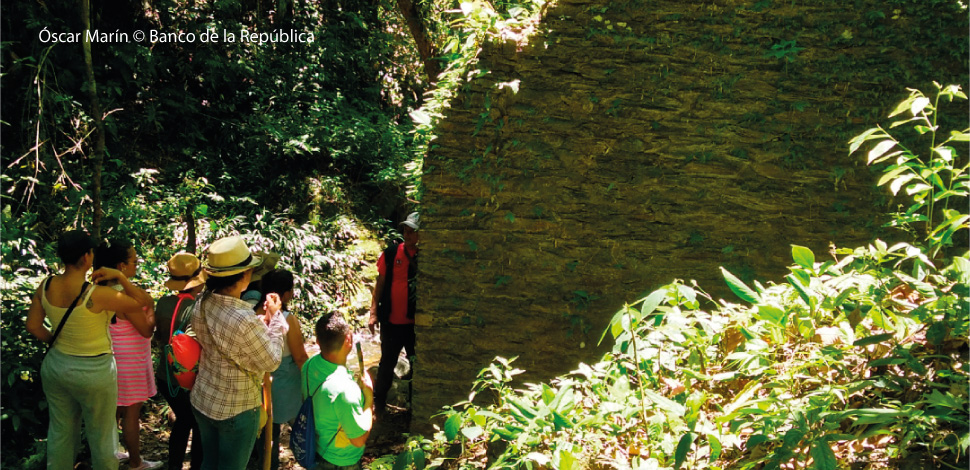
[189,236,289,470]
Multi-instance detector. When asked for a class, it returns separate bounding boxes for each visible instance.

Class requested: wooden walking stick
[262,373,273,470]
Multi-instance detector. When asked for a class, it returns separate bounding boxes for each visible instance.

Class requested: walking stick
[262,373,273,470]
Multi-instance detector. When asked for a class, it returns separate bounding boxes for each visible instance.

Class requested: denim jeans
[192,406,260,470]
[42,348,119,470]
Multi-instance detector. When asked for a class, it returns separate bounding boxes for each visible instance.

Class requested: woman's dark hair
[204,271,248,293]
[57,230,98,266]
[94,238,134,270]
[260,269,294,303]
[315,313,350,353]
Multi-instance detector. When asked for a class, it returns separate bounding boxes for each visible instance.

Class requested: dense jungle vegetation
[1,0,967,468]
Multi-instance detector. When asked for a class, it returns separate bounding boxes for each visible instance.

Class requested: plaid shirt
[189,292,288,420]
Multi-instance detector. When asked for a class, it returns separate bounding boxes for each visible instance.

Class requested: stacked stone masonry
[412,0,968,429]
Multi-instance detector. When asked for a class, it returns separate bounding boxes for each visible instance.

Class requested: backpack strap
[168,292,196,343]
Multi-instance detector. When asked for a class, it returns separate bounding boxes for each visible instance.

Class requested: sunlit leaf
[720,267,760,303]
[640,289,667,317]
[910,96,931,116]
[791,244,815,269]
[867,140,896,164]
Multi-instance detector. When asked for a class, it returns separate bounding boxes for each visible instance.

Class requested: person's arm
[89,268,153,314]
[234,298,288,373]
[286,315,309,370]
[25,282,52,343]
[125,305,156,338]
[347,371,374,448]
[368,272,386,335]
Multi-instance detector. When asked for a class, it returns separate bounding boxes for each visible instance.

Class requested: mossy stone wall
[412,0,968,428]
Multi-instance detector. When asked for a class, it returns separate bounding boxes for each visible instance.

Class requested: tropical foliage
[390,86,969,469]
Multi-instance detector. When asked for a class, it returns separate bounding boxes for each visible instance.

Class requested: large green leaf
[673,432,693,470]
[444,414,462,441]
[640,289,667,317]
[393,450,412,470]
[791,244,815,269]
[720,267,760,303]
[853,333,894,347]
[867,140,897,164]
[810,442,837,470]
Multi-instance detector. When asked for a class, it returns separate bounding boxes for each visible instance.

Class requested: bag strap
[47,280,91,354]
[302,355,343,460]
[167,292,196,343]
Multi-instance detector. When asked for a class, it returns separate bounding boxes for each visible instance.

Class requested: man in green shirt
[302,313,374,469]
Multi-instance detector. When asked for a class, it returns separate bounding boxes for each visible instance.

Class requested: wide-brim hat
[250,251,281,283]
[165,252,207,291]
[400,212,420,230]
[204,236,263,277]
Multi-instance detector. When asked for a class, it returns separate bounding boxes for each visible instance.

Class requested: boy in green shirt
[302,313,374,469]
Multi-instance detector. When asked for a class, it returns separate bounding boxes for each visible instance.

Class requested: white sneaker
[115,451,129,462]
[128,459,162,470]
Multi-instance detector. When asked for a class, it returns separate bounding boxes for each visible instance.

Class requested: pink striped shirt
[110,317,157,406]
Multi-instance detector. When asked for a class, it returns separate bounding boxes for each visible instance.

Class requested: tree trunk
[396,0,441,82]
[82,0,106,239]
[185,206,197,254]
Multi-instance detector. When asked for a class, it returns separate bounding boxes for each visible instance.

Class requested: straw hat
[164,252,207,291]
[204,236,263,277]
[250,251,281,283]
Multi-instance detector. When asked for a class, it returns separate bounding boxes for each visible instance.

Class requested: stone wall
[412,0,968,428]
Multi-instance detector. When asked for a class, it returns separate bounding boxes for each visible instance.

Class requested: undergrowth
[390,86,969,470]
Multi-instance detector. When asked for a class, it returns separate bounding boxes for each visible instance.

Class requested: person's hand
[262,293,282,325]
[91,267,125,284]
[143,305,155,324]
[358,369,374,393]
[367,312,378,335]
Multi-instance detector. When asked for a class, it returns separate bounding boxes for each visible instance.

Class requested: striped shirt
[190,292,288,420]
[110,317,157,405]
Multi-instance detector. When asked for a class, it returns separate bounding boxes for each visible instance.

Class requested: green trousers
[42,347,119,470]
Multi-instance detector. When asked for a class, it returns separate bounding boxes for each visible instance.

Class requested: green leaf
[948,130,970,142]
[413,449,427,470]
[640,289,667,317]
[708,434,722,461]
[791,245,815,269]
[673,432,693,470]
[810,442,837,470]
[746,434,770,449]
[910,96,931,116]
[867,140,897,164]
[888,95,917,118]
[461,425,484,441]
[853,333,894,347]
[756,305,786,326]
[394,451,412,470]
[877,165,913,187]
[720,267,760,303]
[643,389,686,416]
[444,414,462,441]
[849,127,888,154]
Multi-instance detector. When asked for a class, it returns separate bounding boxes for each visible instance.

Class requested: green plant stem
[630,311,647,424]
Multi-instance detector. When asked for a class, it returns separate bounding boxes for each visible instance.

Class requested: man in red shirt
[368,212,419,418]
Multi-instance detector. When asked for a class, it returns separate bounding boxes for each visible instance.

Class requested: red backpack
[164,293,201,392]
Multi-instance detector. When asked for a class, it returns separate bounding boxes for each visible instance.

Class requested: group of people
[26,212,421,470]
